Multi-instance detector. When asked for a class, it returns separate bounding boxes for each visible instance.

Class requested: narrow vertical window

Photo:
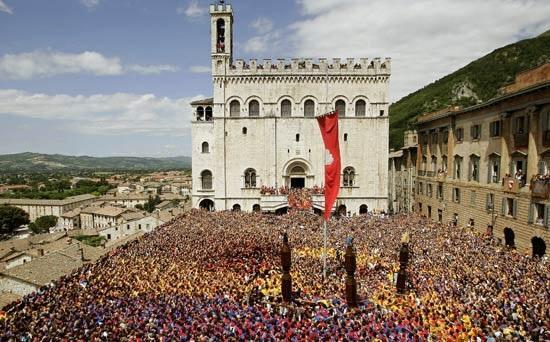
[335,99,346,117]
[355,100,366,117]
[281,99,292,117]
[249,100,260,117]
[304,100,315,117]
[230,100,240,117]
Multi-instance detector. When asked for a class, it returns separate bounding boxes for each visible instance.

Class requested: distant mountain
[0,153,191,172]
[389,30,550,149]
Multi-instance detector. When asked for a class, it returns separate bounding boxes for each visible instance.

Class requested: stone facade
[388,130,418,214]
[409,64,550,256]
[0,276,37,297]
[99,215,161,242]
[191,2,391,215]
[0,194,96,222]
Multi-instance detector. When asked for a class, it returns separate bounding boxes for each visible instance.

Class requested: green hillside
[389,31,550,149]
[0,152,191,172]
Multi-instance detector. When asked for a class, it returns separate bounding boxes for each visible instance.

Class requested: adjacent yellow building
[391,63,550,257]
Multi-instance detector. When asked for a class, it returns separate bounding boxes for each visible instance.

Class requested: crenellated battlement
[222,57,391,76]
[209,3,232,14]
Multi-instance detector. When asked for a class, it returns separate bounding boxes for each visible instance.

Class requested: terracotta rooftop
[1,243,103,287]
[0,194,96,206]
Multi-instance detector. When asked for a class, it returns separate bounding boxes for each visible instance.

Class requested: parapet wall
[216,57,391,76]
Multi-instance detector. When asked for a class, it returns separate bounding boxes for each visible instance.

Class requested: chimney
[79,247,85,261]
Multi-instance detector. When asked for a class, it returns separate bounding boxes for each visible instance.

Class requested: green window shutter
[501,198,506,216]
[512,199,518,218]
[528,203,534,224]
[545,205,550,227]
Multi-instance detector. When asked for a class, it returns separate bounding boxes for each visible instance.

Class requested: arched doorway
[199,199,214,211]
[338,204,347,216]
[359,204,368,215]
[531,237,546,257]
[252,204,261,213]
[275,207,288,215]
[290,165,306,189]
[232,204,241,212]
[503,227,515,247]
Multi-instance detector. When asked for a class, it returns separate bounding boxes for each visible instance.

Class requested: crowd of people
[287,188,313,211]
[532,173,550,184]
[259,185,325,196]
[0,210,548,340]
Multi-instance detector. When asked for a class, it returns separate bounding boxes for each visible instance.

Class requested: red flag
[317,110,341,221]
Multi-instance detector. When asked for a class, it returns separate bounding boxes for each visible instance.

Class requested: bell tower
[210,1,233,72]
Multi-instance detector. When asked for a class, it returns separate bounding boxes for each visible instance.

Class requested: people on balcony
[531,173,550,184]
[515,169,526,187]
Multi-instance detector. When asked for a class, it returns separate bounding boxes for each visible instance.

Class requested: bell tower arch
[210,1,233,67]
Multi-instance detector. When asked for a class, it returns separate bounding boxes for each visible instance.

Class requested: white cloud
[0,0,13,14]
[189,65,211,73]
[256,0,550,101]
[0,89,203,136]
[243,31,282,54]
[178,0,207,17]
[0,50,179,80]
[81,0,100,9]
[250,17,274,35]
[127,64,180,74]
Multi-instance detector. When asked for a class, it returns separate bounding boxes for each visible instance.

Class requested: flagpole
[322,65,329,280]
[323,219,327,279]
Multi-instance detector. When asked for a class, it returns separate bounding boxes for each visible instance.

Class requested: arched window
[242,127,247,135]
[201,170,212,190]
[335,99,346,117]
[201,142,209,153]
[216,19,225,53]
[355,100,366,117]
[244,168,257,188]
[232,204,241,212]
[197,106,204,121]
[304,99,315,117]
[230,100,240,117]
[281,99,292,117]
[343,167,355,187]
[249,100,260,117]
[296,134,300,142]
[205,106,213,121]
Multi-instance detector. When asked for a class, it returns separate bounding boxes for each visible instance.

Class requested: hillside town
[0,170,191,306]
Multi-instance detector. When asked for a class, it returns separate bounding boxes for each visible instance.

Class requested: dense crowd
[287,188,313,211]
[1,210,548,340]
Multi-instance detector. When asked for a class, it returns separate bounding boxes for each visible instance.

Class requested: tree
[143,195,162,213]
[0,205,30,238]
[30,215,58,234]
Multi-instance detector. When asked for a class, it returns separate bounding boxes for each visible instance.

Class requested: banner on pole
[316,110,341,221]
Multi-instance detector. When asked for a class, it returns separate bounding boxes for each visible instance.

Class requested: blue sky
[0,0,549,157]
